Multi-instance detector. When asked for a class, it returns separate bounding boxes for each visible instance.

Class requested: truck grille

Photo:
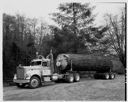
[17,67,25,79]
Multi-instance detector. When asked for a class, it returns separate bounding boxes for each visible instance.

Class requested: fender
[25,69,42,79]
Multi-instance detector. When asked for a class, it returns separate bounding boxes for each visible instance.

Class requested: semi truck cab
[13,56,57,88]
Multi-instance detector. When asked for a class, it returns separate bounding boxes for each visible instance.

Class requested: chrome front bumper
[13,79,30,83]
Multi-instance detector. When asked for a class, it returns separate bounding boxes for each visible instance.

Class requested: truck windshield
[30,61,41,66]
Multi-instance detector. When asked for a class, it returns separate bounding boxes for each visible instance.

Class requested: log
[111,60,125,74]
[56,54,113,73]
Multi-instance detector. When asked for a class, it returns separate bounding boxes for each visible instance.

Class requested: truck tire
[29,76,40,89]
[66,74,74,83]
[109,73,115,79]
[16,83,25,88]
[74,73,80,82]
[104,73,110,80]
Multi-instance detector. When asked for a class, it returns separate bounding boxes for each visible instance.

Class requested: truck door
[41,62,51,76]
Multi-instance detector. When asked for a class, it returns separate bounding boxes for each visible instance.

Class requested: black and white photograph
[1,0,127,101]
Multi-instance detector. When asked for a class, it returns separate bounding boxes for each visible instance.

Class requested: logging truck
[13,51,115,89]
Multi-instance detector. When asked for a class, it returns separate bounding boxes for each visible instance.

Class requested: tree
[52,3,95,35]
[3,14,17,80]
[3,13,37,81]
[103,8,126,68]
[35,19,52,55]
[51,3,95,53]
[80,26,110,55]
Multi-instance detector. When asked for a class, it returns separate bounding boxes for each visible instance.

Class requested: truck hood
[19,65,42,69]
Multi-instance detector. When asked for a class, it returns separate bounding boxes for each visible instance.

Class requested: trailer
[56,54,115,80]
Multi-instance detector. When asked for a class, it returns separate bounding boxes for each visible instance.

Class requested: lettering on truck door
[41,62,51,76]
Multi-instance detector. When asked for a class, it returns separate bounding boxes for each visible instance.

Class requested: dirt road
[3,75,125,101]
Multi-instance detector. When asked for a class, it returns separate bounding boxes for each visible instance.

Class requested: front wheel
[29,76,40,89]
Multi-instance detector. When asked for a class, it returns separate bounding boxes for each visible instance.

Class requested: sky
[2,0,125,26]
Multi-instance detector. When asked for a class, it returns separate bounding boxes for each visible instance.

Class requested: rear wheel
[74,73,80,82]
[104,73,110,80]
[66,74,74,83]
[29,76,40,89]
[109,73,115,79]
[94,73,99,79]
